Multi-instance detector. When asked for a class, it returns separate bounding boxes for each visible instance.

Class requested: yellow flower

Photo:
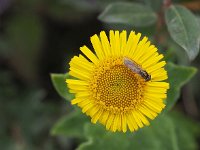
[66,30,169,132]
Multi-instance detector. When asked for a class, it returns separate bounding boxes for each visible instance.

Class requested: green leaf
[169,112,200,150]
[170,111,200,136]
[78,123,130,150]
[77,137,94,150]
[165,62,197,111]
[98,2,157,27]
[142,0,163,12]
[51,110,89,137]
[47,0,96,22]
[196,16,200,26]
[78,113,200,150]
[50,73,74,101]
[165,5,200,61]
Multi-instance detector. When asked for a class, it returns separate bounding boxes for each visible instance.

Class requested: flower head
[66,30,169,132]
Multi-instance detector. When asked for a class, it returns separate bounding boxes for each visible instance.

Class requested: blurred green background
[0,0,200,150]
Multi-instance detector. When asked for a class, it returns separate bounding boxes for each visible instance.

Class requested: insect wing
[123,57,141,74]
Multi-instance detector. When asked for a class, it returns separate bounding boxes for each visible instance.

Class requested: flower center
[90,57,146,113]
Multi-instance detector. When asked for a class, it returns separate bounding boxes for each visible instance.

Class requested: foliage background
[0,0,200,150]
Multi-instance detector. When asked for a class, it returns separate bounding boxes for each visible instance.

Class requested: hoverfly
[123,57,151,82]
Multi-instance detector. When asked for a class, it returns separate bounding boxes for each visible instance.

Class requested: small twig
[163,0,172,9]
[182,1,200,11]
[182,84,199,119]
[154,0,171,46]
[11,123,25,146]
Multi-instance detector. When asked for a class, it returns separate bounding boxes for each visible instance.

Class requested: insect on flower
[123,57,151,82]
[67,30,169,132]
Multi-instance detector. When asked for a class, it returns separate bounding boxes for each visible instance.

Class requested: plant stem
[163,0,172,9]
